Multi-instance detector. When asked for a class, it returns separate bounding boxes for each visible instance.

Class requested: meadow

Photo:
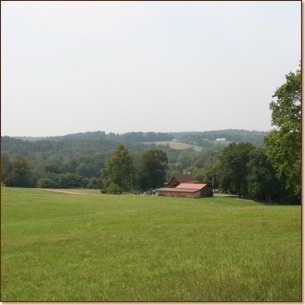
[1,187,301,301]
[142,140,203,151]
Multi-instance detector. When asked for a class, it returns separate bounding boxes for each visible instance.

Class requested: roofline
[156,188,200,193]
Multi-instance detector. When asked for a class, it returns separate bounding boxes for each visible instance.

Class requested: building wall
[156,186,213,198]
[156,190,202,198]
[200,186,213,197]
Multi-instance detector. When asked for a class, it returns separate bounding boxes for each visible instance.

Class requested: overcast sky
[2,1,301,137]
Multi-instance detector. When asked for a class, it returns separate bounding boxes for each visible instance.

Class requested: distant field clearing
[142,141,202,151]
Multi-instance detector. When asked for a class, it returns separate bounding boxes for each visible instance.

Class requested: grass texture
[1,187,301,301]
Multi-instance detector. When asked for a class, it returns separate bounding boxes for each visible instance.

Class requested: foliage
[218,142,256,197]
[4,126,295,202]
[2,129,266,165]
[246,148,278,201]
[217,143,292,202]
[138,149,168,191]
[44,159,62,174]
[101,144,133,192]
[106,182,122,194]
[1,153,11,183]
[1,129,268,192]
[36,173,60,188]
[58,173,87,189]
[15,130,267,145]
[171,129,268,146]
[198,160,221,187]
[3,155,33,187]
[86,177,102,189]
[16,131,174,143]
[2,188,301,301]
[264,66,301,203]
[36,172,88,189]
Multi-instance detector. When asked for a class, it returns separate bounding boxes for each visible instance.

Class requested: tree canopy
[264,66,301,203]
[3,155,33,187]
[101,144,133,193]
[138,149,168,191]
[218,142,256,197]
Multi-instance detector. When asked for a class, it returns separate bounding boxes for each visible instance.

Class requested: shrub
[106,183,122,194]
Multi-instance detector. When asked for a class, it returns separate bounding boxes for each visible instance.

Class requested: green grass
[1,187,301,301]
[142,140,203,151]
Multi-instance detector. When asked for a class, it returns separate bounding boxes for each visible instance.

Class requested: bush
[58,173,86,189]
[86,177,102,189]
[106,183,122,194]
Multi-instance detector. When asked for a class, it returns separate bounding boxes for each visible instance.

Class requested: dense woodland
[1,130,267,191]
[1,66,301,204]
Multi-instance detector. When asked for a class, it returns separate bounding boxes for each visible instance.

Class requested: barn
[156,183,213,198]
[163,173,198,188]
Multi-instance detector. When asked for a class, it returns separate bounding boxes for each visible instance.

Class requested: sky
[1,1,301,137]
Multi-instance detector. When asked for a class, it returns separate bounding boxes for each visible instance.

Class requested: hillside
[2,129,268,162]
[1,129,269,189]
[12,129,268,145]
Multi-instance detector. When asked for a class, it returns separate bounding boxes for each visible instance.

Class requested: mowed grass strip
[1,187,301,301]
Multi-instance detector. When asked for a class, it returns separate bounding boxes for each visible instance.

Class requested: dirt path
[36,189,101,195]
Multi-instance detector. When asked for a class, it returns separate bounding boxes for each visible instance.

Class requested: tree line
[1,66,301,203]
[1,146,169,193]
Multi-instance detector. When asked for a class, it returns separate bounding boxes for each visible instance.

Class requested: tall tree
[218,142,255,197]
[1,152,11,183]
[101,144,133,192]
[138,149,168,190]
[4,155,33,187]
[246,148,278,201]
[263,66,301,203]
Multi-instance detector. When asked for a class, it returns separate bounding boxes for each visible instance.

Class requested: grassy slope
[1,188,301,301]
[142,140,203,151]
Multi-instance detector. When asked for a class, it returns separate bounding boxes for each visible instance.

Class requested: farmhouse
[156,183,213,198]
[163,173,198,188]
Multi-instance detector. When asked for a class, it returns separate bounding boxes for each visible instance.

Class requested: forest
[1,66,301,204]
[1,129,265,189]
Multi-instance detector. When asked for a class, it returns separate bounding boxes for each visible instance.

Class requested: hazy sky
[2,1,301,137]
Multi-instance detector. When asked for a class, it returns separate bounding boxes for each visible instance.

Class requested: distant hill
[1,129,269,187]
[13,129,268,145]
[14,131,173,143]
[3,129,268,165]
[170,129,268,147]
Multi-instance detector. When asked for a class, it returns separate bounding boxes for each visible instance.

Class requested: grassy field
[1,187,301,301]
[142,140,203,151]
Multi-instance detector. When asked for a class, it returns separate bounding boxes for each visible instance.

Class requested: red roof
[156,183,209,193]
[156,187,199,193]
[176,183,208,190]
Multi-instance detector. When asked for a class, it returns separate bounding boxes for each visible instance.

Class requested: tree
[138,149,168,191]
[76,162,97,178]
[106,183,122,194]
[101,144,133,193]
[36,172,60,188]
[177,151,196,171]
[1,152,11,183]
[218,142,255,197]
[4,155,33,187]
[246,148,278,201]
[86,177,102,189]
[58,173,86,189]
[44,159,62,174]
[263,66,301,203]
[200,160,221,188]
